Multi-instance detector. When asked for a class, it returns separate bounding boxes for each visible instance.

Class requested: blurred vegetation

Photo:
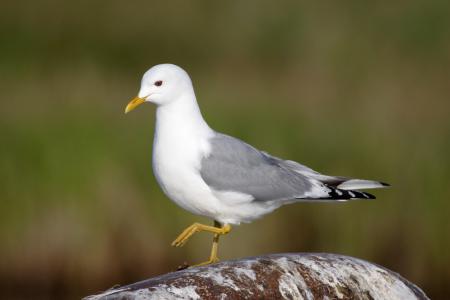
[1,1,449,299]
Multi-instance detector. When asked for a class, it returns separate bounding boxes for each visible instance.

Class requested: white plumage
[127,64,389,225]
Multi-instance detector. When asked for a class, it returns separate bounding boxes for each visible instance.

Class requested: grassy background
[1,1,449,299]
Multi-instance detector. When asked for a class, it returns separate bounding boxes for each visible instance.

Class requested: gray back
[200,133,314,202]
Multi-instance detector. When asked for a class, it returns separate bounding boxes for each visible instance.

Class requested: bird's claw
[175,257,219,270]
[190,257,220,268]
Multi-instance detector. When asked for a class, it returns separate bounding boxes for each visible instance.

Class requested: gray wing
[200,133,326,202]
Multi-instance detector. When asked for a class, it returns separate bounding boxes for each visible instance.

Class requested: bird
[125,64,389,267]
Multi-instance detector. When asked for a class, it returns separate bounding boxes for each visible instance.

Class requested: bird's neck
[154,92,213,143]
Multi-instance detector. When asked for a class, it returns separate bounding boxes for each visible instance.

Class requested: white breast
[150,95,284,225]
[151,99,221,218]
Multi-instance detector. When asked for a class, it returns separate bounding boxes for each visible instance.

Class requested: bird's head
[125,64,193,113]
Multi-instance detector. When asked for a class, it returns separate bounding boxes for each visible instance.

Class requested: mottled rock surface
[84,253,429,300]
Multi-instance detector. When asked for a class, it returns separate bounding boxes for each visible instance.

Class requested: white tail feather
[337,179,388,190]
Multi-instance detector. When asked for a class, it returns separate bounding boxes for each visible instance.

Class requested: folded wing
[200,133,388,203]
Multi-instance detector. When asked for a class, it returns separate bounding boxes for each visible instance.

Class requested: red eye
[155,80,163,86]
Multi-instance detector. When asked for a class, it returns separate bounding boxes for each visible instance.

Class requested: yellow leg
[192,221,223,266]
[171,220,231,267]
[171,221,231,247]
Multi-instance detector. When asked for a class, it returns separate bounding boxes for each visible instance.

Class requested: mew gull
[125,64,389,266]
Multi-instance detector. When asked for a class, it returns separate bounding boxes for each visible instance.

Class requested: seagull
[125,64,389,266]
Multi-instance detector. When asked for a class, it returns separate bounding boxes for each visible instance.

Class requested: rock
[84,253,429,300]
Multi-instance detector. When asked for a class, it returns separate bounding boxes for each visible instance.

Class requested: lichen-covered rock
[84,253,429,300]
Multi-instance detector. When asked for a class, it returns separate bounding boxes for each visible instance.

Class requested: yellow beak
[125,96,146,114]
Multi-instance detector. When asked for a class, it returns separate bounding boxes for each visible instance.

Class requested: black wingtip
[353,190,376,199]
[380,182,391,187]
[363,191,376,199]
[325,188,376,200]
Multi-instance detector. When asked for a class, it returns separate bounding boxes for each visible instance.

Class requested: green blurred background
[1,1,449,299]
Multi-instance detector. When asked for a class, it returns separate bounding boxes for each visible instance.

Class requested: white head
[125,64,194,113]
